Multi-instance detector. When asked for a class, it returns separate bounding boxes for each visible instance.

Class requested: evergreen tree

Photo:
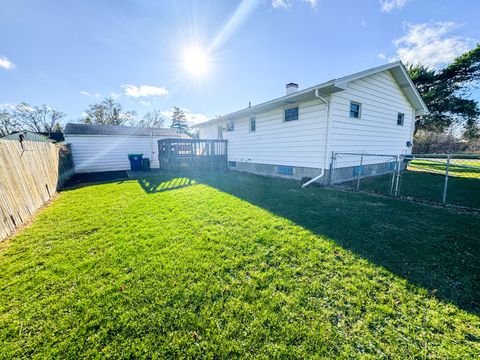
[408,44,480,136]
[170,106,188,134]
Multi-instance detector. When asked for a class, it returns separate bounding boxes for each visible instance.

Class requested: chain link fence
[329,152,399,196]
[330,152,480,210]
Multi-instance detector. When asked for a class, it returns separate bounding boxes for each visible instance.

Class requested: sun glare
[182,46,210,76]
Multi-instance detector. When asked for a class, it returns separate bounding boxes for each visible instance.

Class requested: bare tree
[0,110,18,137]
[82,98,136,125]
[14,103,65,134]
[136,109,165,128]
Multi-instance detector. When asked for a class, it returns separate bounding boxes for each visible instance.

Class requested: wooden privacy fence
[158,139,228,172]
[0,140,74,241]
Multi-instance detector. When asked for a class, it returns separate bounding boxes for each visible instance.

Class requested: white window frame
[226,120,235,132]
[349,101,362,119]
[283,105,299,122]
[397,112,405,126]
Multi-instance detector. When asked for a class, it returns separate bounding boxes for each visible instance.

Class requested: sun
[182,46,210,76]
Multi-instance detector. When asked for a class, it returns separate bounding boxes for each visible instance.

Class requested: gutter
[301,88,332,188]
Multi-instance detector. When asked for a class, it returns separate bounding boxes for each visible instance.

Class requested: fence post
[394,155,402,197]
[442,154,450,204]
[389,155,398,196]
[328,152,335,185]
[356,154,364,191]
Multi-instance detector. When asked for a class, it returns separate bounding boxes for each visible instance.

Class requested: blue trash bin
[127,153,143,171]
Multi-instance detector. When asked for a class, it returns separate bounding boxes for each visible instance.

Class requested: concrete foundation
[229,161,330,184]
[228,160,396,185]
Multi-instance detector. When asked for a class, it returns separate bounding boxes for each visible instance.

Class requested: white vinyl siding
[65,135,168,173]
[328,70,415,155]
[198,98,328,169]
[196,69,417,172]
[198,125,219,139]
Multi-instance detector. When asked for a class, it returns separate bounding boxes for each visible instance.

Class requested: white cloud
[80,90,101,99]
[110,92,121,99]
[185,112,209,125]
[0,56,15,70]
[392,22,475,68]
[122,84,169,98]
[139,100,151,106]
[303,0,318,9]
[272,0,291,8]
[378,53,387,60]
[160,109,209,126]
[379,0,408,13]
[0,103,16,110]
[272,0,317,9]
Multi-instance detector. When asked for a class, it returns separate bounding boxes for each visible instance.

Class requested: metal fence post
[394,155,402,197]
[356,154,364,191]
[389,155,398,196]
[328,152,335,185]
[442,154,450,204]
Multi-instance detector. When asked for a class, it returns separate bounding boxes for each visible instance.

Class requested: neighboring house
[64,123,189,173]
[2,131,64,143]
[193,61,428,183]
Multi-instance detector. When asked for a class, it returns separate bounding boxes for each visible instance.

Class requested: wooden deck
[158,139,228,172]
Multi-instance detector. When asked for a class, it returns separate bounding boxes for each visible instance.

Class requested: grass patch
[0,171,479,358]
[408,159,480,178]
[350,170,480,208]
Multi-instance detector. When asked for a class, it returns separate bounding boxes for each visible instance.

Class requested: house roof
[3,131,64,143]
[192,61,428,128]
[64,123,190,138]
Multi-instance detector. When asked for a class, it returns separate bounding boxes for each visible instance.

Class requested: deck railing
[158,139,228,172]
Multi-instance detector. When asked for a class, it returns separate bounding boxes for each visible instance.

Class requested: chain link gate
[329,152,400,196]
[328,152,480,210]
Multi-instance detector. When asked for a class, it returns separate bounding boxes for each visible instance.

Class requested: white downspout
[302,89,332,188]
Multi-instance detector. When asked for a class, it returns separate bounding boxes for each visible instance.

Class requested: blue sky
[0,0,479,126]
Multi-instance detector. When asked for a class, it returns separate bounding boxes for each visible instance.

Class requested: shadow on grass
[63,171,129,189]
[138,176,197,193]
[136,170,480,315]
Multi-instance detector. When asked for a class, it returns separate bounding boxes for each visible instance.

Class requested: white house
[64,123,189,173]
[192,61,428,183]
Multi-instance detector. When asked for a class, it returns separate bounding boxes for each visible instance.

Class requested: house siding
[65,135,166,173]
[196,69,417,181]
[328,70,415,155]
[199,98,328,169]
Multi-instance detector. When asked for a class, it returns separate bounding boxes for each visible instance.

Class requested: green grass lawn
[348,162,480,208]
[1,171,479,358]
[408,159,480,178]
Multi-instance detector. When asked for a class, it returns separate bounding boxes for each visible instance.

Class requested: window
[352,165,363,176]
[277,165,293,175]
[228,161,237,167]
[349,102,361,118]
[397,113,404,126]
[226,120,234,132]
[284,106,299,122]
[250,116,256,132]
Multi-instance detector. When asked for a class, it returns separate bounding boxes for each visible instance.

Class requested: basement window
[250,116,256,132]
[284,106,299,122]
[349,102,361,118]
[397,113,404,126]
[277,165,294,175]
